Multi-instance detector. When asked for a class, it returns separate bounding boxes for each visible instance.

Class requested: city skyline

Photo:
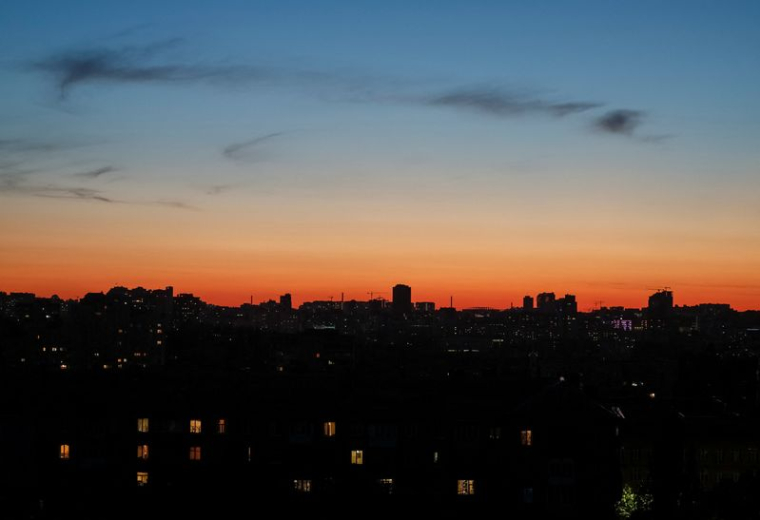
[2,282,752,313]
[2,2,759,310]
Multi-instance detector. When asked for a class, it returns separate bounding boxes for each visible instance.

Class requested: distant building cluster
[1,285,760,517]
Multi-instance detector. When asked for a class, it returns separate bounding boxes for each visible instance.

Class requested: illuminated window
[59,444,70,460]
[247,446,252,462]
[189,446,202,461]
[190,419,202,434]
[137,444,149,460]
[351,449,364,465]
[137,471,149,486]
[457,479,475,495]
[521,429,532,446]
[293,479,312,493]
[324,421,336,437]
[217,419,226,434]
[378,478,394,494]
[433,451,440,463]
[137,418,149,433]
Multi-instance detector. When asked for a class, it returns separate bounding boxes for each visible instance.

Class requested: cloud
[222,132,283,162]
[0,138,78,154]
[594,109,644,135]
[424,89,601,118]
[28,39,661,142]
[72,166,117,179]
[152,200,199,211]
[205,184,234,195]
[0,179,119,203]
[31,40,271,98]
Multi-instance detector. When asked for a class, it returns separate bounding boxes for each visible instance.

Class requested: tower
[392,284,412,314]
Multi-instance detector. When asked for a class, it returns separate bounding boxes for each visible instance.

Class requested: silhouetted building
[280,293,292,311]
[648,290,673,318]
[392,284,412,315]
[415,301,435,312]
[537,292,556,313]
[523,295,534,310]
[558,294,577,315]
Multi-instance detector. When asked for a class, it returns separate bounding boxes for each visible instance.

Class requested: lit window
[433,451,440,463]
[293,479,312,493]
[351,449,364,465]
[217,419,226,434]
[247,446,252,462]
[137,444,149,460]
[59,444,70,460]
[137,472,149,486]
[521,429,532,446]
[137,418,149,433]
[324,421,336,437]
[190,419,202,434]
[378,478,394,494]
[189,446,202,461]
[457,479,475,495]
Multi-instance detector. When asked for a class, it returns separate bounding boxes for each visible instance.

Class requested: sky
[1,1,759,310]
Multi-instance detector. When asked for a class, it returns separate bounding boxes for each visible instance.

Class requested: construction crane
[367,291,386,301]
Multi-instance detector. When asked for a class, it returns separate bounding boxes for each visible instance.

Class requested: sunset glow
[1,1,758,310]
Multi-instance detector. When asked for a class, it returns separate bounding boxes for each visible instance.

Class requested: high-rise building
[537,292,556,313]
[392,284,412,314]
[647,290,673,318]
[280,293,292,311]
[523,295,534,310]
[558,294,577,315]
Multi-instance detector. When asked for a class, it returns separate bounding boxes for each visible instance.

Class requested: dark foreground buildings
[1,286,760,519]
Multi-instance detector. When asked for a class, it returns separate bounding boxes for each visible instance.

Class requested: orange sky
[2,178,760,310]
[2,187,758,310]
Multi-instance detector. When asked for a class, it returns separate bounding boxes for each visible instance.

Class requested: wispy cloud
[205,184,234,195]
[424,89,601,118]
[28,38,661,141]
[31,40,272,99]
[72,165,117,179]
[152,199,199,211]
[0,134,202,209]
[222,132,284,162]
[0,179,119,203]
[0,138,81,154]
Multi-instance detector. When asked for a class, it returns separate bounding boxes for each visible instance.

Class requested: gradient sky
[1,1,759,310]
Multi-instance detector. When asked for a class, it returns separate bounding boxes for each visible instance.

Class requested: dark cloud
[72,166,117,179]
[594,109,644,135]
[425,89,601,118]
[31,41,270,98]
[222,133,283,162]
